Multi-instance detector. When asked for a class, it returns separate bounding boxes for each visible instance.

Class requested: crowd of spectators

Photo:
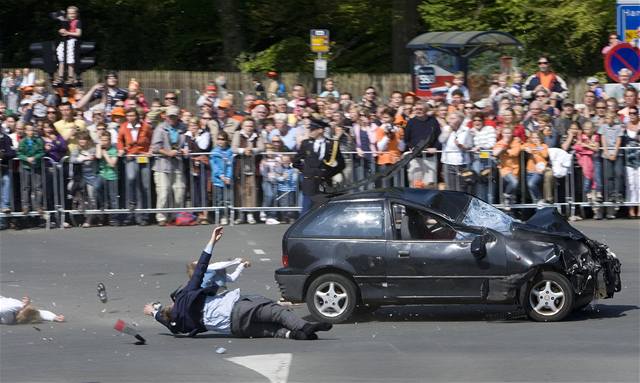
[1,52,639,230]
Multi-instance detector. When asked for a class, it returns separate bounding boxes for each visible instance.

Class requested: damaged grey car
[275,188,622,323]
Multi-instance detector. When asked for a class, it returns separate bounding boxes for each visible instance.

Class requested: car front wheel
[525,271,574,322]
[306,273,357,324]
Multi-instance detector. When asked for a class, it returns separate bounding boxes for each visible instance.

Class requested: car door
[294,200,389,301]
[385,202,507,301]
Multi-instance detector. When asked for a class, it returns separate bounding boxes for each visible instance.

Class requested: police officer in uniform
[293,120,345,213]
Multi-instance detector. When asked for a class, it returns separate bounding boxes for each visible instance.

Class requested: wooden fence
[9,68,593,108]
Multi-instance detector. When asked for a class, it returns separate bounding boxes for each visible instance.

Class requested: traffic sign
[310,29,330,53]
[314,59,327,78]
[604,43,640,83]
[617,1,640,44]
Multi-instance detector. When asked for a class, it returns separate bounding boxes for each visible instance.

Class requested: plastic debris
[33,326,41,331]
[140,274,144,278]
[216,347,227,354]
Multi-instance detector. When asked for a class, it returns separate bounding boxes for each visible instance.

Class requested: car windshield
[461,197,516,233]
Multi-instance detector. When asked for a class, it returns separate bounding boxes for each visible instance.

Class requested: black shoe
[97,282,108,303]
[302,322,332,336]
[289,330,311,340]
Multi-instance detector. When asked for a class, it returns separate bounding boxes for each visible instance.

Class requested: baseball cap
[586,77,599,85]
[206,85,217,91]
[111,107,126,117]
[166,105,180,116]
[218,100,231,109]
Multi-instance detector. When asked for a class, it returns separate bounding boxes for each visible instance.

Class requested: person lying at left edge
[143,226,333,340]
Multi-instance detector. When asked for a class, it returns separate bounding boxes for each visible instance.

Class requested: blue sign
[605,43,640,83]
[617,0,640,44]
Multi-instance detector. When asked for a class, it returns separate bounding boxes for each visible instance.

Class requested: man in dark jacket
[144,227,332,340]
[0,129,16,228]
[293,120,345,213]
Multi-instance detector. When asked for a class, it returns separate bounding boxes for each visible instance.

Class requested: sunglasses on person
[473,119,483,122]
[165,96,177,100]
[217,136,227,141]
[538,61,549,65]
[630,111,638,115]
[47,110,57,114]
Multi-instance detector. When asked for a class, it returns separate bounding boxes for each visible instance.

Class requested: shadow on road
[303,303,640,323]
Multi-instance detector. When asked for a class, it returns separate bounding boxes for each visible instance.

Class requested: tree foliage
[0,0,615,77]
[418,0,615,76]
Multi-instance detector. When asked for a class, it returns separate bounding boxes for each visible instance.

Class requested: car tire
[306,273,357,324]
[524,271,574,322]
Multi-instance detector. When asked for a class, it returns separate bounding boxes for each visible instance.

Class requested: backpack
[174,212,197,226]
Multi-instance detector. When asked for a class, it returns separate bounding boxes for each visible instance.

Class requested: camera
[49,10,66,22]
[383,123,396,134]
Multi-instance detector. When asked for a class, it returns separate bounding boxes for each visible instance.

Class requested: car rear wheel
[306,273,357,324]
[525,271,574,322]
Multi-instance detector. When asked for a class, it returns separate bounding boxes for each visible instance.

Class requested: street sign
[314,59,327,79]
[310,29,330,53]
[604,43,640,83]
[616,0,640,44]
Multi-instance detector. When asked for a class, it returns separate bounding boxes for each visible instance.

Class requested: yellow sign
[310,29,330,53]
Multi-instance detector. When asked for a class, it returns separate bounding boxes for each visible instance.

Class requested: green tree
[418,0,615,76]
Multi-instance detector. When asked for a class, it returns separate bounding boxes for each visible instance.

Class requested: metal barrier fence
[1,147,638,229]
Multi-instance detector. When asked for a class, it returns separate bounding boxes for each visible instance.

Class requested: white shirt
[313,139,326,159]
[128,122,141,142]
[441,126,471,165]
[202,289,241,334]
[0,296,56,324]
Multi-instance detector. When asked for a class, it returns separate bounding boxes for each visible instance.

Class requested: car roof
[330,188,474,222]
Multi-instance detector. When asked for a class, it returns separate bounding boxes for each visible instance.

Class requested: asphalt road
[1,220,638,383]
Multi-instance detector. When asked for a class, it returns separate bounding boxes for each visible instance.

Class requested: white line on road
[226,353,291,383]
[253,249,265,255]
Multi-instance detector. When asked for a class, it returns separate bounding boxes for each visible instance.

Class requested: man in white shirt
[440,112,472,191]
[144,227,332,340]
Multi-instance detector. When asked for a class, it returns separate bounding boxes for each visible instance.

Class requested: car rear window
[297,201,384,239]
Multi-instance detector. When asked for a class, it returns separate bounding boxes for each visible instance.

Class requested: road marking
[253,249,265,255]
[260,258,271,262]
[226,353,291,383]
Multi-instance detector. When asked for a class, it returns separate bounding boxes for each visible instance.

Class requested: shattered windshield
[461,198,516,233]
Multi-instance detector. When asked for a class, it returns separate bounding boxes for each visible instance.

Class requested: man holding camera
[76,72,127,117]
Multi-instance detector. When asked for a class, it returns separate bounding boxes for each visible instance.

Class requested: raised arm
[184,227,224,291]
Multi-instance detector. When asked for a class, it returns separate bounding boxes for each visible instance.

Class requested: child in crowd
[95,131,120,226]
[446,72,470,104]
[259,143,282,224]
[276,154,298,224]
[523,131,549,207]
[185,117,211,225]
[69,131,98,227]
[573,121,601,203]
[210,131,233,225]
[17,124,44,215]
[55,6,82,85]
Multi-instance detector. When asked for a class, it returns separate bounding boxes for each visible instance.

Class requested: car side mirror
[471,235,489,260]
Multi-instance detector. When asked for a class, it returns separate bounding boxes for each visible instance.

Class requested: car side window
[300,201,384,239]
[392,204,457,241]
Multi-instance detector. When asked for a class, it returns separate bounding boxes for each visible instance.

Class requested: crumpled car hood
[515,207,585,240]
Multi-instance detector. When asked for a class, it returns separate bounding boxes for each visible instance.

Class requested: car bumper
[274,269,307,302]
